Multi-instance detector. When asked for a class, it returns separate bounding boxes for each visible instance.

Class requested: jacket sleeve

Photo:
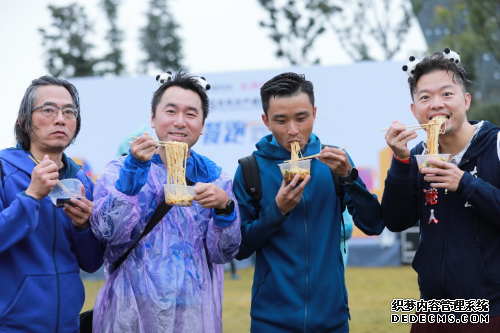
[0,189,41,255]
[343,155,384,236]
[456,171,500,227]
[381,154,420,232]
[90,156,156,266]
[70,174,106,273]
[205,172,241,264]
[233,165,290,260]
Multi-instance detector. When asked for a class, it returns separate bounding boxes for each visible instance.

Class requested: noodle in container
[415,154,451,172]
[163,141,195,207]
[163,184,196,207]
[278,160,311,183]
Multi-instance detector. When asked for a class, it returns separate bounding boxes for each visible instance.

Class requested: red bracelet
[394,156,410,164]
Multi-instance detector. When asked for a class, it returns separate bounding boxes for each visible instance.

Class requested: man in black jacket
[382,51,500,332]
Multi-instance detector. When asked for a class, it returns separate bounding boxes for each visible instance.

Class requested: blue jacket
[233,134,384,333]
[0,145,105,333]
[382,121,500,316]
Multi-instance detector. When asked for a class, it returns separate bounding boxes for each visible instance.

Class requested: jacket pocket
[412,240,443,299]
[251,268,270,306]
[445,245,500,300]
[2,275,58,332]
[58,272,85,332]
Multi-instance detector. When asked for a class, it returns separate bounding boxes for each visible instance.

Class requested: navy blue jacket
[0,145,105,332]
[382,121,500,316]
[233,134,385,333]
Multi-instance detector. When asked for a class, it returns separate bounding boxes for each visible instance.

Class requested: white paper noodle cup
[278,159,311,182]
[415,154,451,173]
[48,179,84,207]
[163,184,196,207]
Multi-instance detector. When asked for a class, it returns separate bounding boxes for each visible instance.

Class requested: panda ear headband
[402,48,461,78]
[155,71,211,92]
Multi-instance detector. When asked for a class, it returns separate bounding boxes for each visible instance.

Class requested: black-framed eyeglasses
[32,104,79,120]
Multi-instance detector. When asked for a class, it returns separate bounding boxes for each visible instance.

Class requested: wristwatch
[214,199,235,215]
[339,167,359,183]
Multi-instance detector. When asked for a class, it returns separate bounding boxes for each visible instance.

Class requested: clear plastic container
[415,154,451,172]
[163,184,196,207]
[278,159,311,182]
[48,179,84,207]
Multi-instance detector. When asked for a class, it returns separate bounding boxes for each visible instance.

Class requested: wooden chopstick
[28,156,73,195]
[131,136,169,145]
[283,146,347,163]
[380,123,437,132]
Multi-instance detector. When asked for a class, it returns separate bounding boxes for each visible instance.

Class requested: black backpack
[238,144,347,252]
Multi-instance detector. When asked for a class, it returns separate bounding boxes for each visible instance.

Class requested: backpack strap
[114,176,194,270]
[238,154,262,218]
[322,144,347,253]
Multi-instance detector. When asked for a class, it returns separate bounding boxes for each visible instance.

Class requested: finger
[69,197,91,211]
[194,182,209,194]
[285,174,301,190]
[63,203,85,217]
[295,175,311,191]
[421,167,447,175]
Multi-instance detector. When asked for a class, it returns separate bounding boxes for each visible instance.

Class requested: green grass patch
[82,265,419,332]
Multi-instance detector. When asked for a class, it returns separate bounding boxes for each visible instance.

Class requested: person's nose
[53,108,66,126]
[173,112,186,128]
[429,96,445,110]
[287,121,299,136]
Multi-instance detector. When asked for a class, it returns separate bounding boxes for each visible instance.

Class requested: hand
[26,155,59,200]
[422,159,465,192]
[194,183,230,209]
[385,120,418,161]
[130,132,157,161]
[276,174,311,215]
[317,147,351,178]
[63,187,94,229]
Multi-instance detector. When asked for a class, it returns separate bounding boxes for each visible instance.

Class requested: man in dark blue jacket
[233,72,385,332]
[0,76,105,332]
[383,51,500,331]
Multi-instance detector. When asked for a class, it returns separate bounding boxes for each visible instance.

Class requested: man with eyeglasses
[0,76,105,332]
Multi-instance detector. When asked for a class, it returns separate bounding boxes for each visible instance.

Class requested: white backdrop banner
[66,62,426,187]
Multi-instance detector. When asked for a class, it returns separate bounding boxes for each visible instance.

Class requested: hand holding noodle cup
[415,154,451,173]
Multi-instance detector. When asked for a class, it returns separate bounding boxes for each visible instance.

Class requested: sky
[0,0,427,149]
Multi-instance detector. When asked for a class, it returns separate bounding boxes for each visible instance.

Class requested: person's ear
[151,110,155,129]
[262,114,271,131]
[464,92,471,112]
[312,106,317,123]
[411,103,417,119]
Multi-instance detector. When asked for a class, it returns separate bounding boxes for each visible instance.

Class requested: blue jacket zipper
[302,195,309,333]
[52,205,60,333]
[439,189,448,295]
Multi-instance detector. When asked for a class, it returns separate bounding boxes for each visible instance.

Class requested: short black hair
[15,75,81,151]
[409,52,470,101]
[151,71,210,123]
[260,72,315,116]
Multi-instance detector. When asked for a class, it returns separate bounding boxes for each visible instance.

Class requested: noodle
[282,142,309,182]
[425,116,447,155]
[164,142,194,206]
[418,115,449,171]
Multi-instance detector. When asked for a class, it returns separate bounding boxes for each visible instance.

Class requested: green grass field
[82,266,419,332]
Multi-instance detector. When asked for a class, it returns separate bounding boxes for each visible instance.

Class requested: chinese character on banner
[225,121,246,143]
[204,122,221,144]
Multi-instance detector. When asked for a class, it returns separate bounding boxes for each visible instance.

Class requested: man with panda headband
[383,49,500,331]
[90,71,240,332]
